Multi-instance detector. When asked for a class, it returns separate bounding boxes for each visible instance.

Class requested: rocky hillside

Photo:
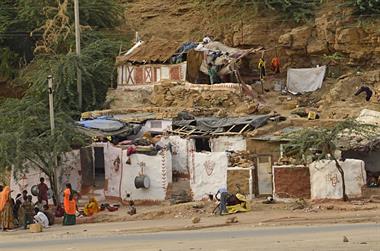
[109,0,380,120]
[123,0,379,69]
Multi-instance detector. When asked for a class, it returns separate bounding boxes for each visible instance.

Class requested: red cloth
[127,145,137,156]
[271,57,281,73]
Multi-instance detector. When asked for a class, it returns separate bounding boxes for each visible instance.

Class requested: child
[22,195,34,229]
[127,200,136,216]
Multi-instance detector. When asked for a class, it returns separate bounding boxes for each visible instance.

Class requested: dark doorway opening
[194,137,211,152]
[94,147,105,189]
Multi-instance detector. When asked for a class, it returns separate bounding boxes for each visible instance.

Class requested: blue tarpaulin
[77,118,125,132]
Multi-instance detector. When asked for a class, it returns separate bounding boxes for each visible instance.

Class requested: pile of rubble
[228,151,255,168]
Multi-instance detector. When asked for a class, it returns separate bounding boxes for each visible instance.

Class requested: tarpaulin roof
[76,117,141,137]
[171,115,271,135]
[116,37,182,65]
[77,117,125,132]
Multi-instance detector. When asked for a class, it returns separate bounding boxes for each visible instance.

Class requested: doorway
[256,155,273,195]
[93,147,105,189]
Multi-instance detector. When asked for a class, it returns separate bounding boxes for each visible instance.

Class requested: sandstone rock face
[279,26,312,51]
[307,38,328,54]
[291,26,312,50]
[279,11,380,66]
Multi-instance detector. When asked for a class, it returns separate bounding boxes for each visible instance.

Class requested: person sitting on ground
[33,207,49,228]
[42,205,55,226]
[127,201,136,216]
[35,197,47,211]
[22,195,34,229]
[83,197,100,217]
[54,203,65,218]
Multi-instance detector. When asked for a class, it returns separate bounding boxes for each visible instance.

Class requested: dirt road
[1,222,379,251]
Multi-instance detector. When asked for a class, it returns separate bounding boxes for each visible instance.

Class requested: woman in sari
[0,186,15,231]
[83,198,100,217]
[63,183,76,226]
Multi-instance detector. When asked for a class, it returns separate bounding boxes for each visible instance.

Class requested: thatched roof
[116,38,182,65]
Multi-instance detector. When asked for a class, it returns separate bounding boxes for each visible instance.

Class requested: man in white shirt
[33,208,49,228]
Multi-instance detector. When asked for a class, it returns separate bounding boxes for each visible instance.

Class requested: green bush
[346,0,380,14]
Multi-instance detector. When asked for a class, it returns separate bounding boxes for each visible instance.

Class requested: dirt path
[1,222,379,251]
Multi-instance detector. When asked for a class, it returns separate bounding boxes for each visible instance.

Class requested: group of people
[0,179,79,231]
[0,184,53,231]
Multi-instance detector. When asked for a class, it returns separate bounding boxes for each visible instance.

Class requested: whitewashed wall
[102,143,123,198]
[189,151,228,200]
[210,136,246,152]
[121,149,172,201]
[141,120,172,134]
[309,159,366,200]
[10,150,82,203]
[57,150,82,195]
[165,136,195,175]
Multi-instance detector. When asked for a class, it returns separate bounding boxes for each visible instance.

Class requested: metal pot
[31,185,39,196]
[134,175,150,189]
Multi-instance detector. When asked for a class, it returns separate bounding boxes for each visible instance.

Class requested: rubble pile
[228,151,255,168]
[150,81,258,116]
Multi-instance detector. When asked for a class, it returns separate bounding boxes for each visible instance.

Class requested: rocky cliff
[112,0,380,119]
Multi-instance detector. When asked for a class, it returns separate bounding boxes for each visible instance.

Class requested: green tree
[0,0,126,200]
[284,120,378,201]
[0,96,87,203]
[20,37,122,113]
[347,0,380,15]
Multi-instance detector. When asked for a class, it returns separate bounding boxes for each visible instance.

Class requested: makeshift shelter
[188,41,263,84]
[340,109,380,187]
[92,142,172,201]
[246,127,303,196]
[168,115,274,199]
[116,38,196,86]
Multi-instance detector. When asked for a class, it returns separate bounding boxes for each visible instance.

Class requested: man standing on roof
[208,63,220,85]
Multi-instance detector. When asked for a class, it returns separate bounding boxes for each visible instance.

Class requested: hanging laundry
[354,86,373,101]
[271,56,281,73]
[258,57,266,80]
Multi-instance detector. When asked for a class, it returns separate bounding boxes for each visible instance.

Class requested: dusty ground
[73,199,380,226]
